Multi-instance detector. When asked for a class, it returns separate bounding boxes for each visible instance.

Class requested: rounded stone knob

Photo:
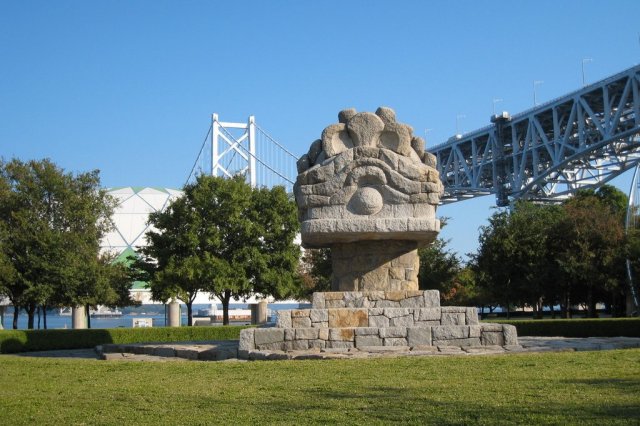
[348,187,383,215]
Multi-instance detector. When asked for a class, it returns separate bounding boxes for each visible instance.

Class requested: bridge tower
[211,113,257,187]
[187,114,297,191]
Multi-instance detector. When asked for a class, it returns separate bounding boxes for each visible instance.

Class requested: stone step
[240,324,517,354]
[98,341,239,361]
[276,306,479,329]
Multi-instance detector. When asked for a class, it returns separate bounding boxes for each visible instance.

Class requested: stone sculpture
[294,107,443,291]
[239,108,518,358]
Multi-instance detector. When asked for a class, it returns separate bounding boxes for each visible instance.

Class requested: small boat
[197,304,217,317]
[90,306,123,318]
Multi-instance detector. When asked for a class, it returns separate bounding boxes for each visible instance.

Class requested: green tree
[0,222,17,316]
[0,158,129,329]
[552,190,626,317]
[626,227,640,314]
[138,175,300,325]
[297,248,332,300]
[473,209,518,318]
[473,185,628,319]
[473,202,563,318]
[418,238,462,304]
[508,201,564,318]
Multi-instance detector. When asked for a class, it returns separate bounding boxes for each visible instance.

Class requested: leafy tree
[473,202,564,318]
[507,201,564,318]
[0,158,130,329]
[594,185,628,221]
[138,175,300,325]
[626,227,640,314]
[473,185,629,319]
[418,238,462,304]
[296,248,332,300]
[473,209,518,317]
[244,185,302,298]
[0,221,17,321]
[552,190,626,317]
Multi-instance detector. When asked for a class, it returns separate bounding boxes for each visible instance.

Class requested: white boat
[197,304,217,317]
[90,306,123,318]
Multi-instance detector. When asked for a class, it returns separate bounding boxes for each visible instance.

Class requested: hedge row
[0,325,249,354]
[3,318,638,354]
[486,318,640,338]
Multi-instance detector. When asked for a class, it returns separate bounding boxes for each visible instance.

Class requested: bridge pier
[491,112,511,207]
[167,300,181,327]
[72,306,87,329]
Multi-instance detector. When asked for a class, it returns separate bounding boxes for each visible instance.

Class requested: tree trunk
[531,303,536,319]
[43,306,47,330]
[37,306,41,329]
[533,298,543,319]
[186,302,193,326]
[563,292,572,318]
[12,307,19,329]
[222,291,231,326]
[86,304,91,329]
[26,303,36,329]
[587,289,597,318]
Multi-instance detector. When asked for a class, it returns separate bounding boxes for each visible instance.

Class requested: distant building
[98,186,298,307]
[100,187,183,303]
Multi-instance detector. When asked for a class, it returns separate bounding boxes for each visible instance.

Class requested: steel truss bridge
[429,64,640,206]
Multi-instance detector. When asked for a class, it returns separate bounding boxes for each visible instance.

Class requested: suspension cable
[255,124,298,159]
[184,124,213,187]
[217,124,294,184]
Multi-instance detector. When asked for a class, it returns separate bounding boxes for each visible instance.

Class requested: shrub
[486,318,640,337]
[0,326,249,354]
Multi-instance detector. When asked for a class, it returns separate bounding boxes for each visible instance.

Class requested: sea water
[0,303,310,330]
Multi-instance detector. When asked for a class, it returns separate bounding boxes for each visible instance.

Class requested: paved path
[6,336,640,362]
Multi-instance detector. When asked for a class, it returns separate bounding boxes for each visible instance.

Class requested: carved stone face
[294,107,443,248]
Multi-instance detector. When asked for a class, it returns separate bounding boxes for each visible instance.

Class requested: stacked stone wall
[239,291,518,357]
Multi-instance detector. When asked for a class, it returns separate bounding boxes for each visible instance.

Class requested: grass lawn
[1,350,639,425]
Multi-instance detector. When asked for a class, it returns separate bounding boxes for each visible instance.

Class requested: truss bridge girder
[430,64,640,206]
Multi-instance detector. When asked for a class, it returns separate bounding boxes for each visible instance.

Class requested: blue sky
[2,0,639,258]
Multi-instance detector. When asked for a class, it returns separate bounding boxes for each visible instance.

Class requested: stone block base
[239,291,518,359]
[276,306,478,329]
[240,324,518,353]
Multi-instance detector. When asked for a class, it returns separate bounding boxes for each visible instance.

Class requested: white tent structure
[99,186,299,307]
[101,187,183,256]
[100,187,183,303]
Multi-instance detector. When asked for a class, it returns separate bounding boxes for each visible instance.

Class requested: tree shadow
[1,329,114,354]
[200,383,640,424]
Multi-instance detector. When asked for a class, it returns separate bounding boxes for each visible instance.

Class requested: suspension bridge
[187,64,640,208]
[186,113,298,191]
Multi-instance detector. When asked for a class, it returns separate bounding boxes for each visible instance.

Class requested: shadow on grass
[0,329,114,354]
[209,384,640,424]
[562,378,640,392]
